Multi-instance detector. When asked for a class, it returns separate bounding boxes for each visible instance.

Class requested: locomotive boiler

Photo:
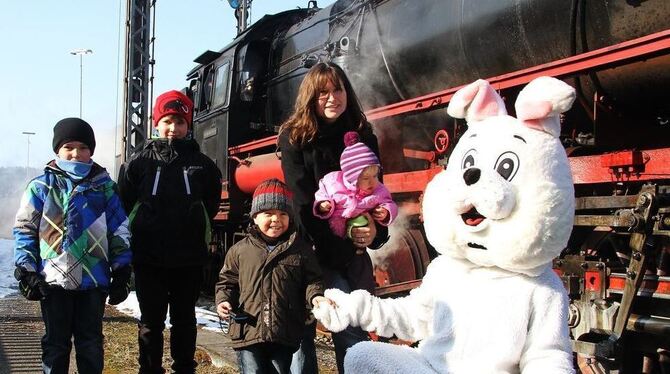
[183,0,670,371]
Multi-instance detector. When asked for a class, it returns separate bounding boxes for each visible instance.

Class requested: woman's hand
[350,212,376,253]
[217,301,232,319]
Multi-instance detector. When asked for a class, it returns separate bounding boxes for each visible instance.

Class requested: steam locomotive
[183,0,670,371]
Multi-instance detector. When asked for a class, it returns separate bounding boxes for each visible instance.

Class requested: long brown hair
[279,62,368,147]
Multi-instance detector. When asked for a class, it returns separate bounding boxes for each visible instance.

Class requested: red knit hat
[152,90,194,126]
[250,179,293,217]
[340,131,380,190]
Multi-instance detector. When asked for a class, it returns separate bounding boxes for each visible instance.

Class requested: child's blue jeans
[40,287,106,374]
[236,342,295,374]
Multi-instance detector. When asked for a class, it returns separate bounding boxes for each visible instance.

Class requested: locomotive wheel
[202,227,228,296]
[371,227,430,287]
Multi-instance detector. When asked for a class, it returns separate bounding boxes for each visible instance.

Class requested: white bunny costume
[313,77,577,373]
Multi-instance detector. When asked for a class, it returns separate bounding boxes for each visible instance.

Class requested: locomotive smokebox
[233,153,284,195]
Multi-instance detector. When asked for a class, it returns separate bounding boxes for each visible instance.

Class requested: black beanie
[52,118,96,155]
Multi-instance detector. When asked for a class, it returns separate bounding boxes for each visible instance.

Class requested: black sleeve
[116,161,137,215]
[202,155,223,220]
[279,134,356,270]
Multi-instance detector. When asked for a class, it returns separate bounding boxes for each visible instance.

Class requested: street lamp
[22,131,36,180]
[70,48,93,118]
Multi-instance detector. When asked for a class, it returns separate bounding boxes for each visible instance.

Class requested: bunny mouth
[461,207,486,226]
[467,242,487,250]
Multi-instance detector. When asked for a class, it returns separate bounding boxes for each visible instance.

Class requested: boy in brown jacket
[215,179,327,373]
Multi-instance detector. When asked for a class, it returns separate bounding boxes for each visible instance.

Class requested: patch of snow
[113,291,228,333]
[0,239,19,298]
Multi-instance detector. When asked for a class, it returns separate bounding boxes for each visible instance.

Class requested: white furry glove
[313,288,381,331]
[312,288,356,332]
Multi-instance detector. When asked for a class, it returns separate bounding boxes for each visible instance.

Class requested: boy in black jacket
[118,90,222,374]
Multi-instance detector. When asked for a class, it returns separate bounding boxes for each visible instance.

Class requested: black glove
[108,266,132,305]
[14,267,50,301]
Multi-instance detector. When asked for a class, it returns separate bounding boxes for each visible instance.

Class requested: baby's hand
[217,301,232,319]
[372,206,389,222]
[318,201,332,213]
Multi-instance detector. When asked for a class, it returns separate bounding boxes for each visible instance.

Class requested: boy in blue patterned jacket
[13,117,132,374]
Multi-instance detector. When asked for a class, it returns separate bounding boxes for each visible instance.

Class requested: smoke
[91,125,120,177]
[367,212,411,271]
[0,167,41,239]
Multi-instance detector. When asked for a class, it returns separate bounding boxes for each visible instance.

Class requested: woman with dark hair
[279,62,388,373]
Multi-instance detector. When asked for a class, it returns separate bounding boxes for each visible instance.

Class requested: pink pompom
[343,131,360,147]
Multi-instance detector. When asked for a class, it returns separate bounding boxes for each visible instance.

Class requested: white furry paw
[313,300,350,333]
[312,288,355,332]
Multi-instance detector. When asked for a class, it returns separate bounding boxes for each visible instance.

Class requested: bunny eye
[494,151,520,181]
[462,149,477,170]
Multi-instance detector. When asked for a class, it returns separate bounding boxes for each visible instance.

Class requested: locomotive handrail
[229,135,279,155]
[366,29,670,121]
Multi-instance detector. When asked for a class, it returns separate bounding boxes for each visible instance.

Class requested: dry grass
[102,307,237,374]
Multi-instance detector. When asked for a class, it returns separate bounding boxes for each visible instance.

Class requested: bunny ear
[515,76,576,138]
[447,79,507,123]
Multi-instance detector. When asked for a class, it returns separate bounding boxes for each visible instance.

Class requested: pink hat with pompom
[340,131,380,190]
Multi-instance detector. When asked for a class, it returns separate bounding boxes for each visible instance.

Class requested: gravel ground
[315,331,338,373]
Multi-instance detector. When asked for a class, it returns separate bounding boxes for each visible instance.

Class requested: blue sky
[0,0,334,174]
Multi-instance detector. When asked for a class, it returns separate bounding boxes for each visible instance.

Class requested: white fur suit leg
[345,341,436,373]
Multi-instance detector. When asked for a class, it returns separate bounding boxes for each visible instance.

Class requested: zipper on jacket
[152,166,162,196]
[183,167,192,195]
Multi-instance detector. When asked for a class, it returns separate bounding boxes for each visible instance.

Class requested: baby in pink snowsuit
[314,131,397,240]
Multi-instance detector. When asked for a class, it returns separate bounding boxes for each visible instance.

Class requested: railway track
[0,296,44,374]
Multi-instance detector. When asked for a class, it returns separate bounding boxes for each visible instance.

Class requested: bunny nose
[463,168,481,186]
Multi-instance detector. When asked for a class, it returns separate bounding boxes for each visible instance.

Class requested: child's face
[156,114,188,139]
[253,209,290,238]
[57,141,92,163]
[357,165,380,195]
[316,79,347,124]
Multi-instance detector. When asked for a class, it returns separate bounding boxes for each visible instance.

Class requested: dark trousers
[134,264,203,374]
[236,343,295,374]
[40,287,106,374]
[290,320,318,374]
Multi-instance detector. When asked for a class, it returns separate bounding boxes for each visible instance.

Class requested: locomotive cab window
[211,61,231,108]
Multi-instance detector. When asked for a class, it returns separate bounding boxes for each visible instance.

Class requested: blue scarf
[55,159,93,181]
